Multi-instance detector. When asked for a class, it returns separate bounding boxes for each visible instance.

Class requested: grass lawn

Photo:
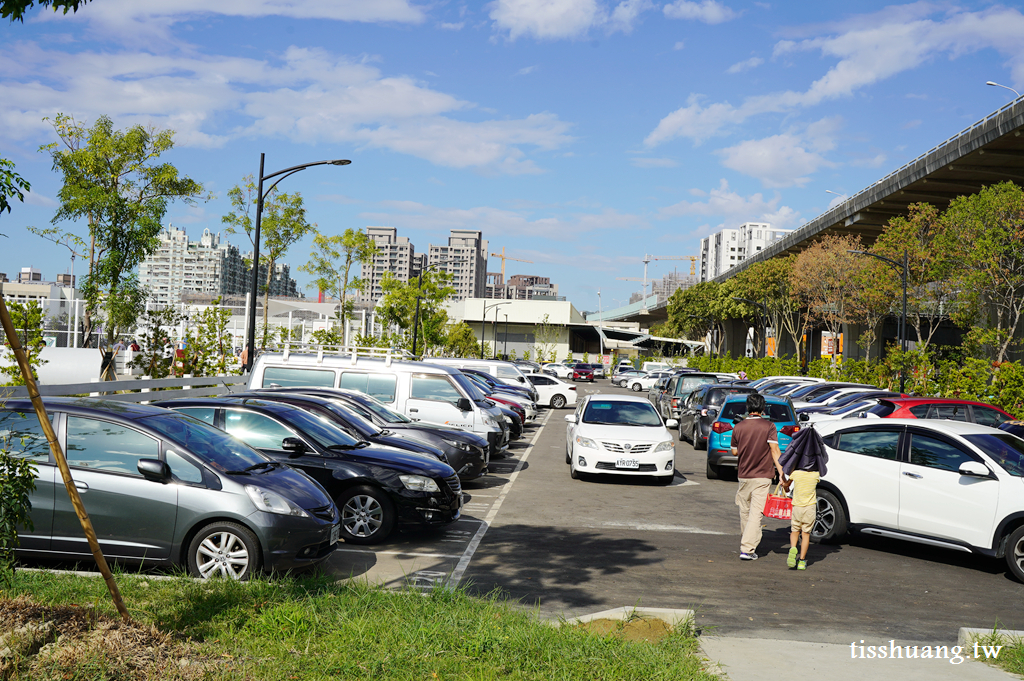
[0,570,718,680]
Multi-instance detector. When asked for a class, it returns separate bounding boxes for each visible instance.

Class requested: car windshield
[788,384,824,400]
[809,389,843,404]
[465,374,494,394]
[451,372,487,402]
[344,395,412,423]
[583,400,662,427]
[832,400,872,415]
[140,412,268,471]
[719,401,795,423]
[317,401,380,437]
[964,434,1024,477]
[267,405,362,448]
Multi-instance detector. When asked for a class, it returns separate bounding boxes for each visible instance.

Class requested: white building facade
[429,229,488,301]
[139,226,248,306]
[699,222,792,281]
[358,226,418,305]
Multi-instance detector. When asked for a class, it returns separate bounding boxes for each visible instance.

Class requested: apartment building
[699,222,792,281]
[139,226,248,306]
[428,229,488,301]
[357,226,418,305]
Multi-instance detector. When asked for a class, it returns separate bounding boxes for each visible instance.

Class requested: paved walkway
[700,636,1017,680]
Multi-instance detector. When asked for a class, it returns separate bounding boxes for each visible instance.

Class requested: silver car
[5,398,340,580]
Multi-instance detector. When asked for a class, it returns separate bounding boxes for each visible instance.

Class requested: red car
[865,397,1014,427]
[572,366,595,382]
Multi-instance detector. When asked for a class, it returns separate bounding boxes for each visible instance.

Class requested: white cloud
[658,179,801,230]
[516,65,539,76]
[663,0,738,24]
[21,190,58,208]
[0,43,573,174]
[673,41,685,50]
[716,117,840,187]
[726,56,763,74]
[646,6,1024,146]
[488,0,653,40]
[631,157,678,168]
[439,21,465,30]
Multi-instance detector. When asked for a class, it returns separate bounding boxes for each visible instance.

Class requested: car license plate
[616,458,640,469]
[330,524,340,545]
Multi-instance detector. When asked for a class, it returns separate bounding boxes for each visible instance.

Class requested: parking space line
[335,549,463,559]
[447,410,553,588]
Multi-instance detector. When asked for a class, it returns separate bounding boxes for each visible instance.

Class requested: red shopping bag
[764,484,792,520]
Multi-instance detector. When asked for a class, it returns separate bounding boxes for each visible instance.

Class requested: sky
[2,0,1024,313]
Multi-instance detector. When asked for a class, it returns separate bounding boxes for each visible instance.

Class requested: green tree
[939,182,1024,363]
[181,301,234,376]
[130,307,180,378]
[375,270,455,352]
[2,0,90,21]
[665,281,740,355]
[534,314,560,361]
[732,256,808,362]
[0,423,37,585]
[41,113,204,346]
[849,256,897,362]
[443,321,483,357]
[222,177,313,346]
[0,158,30,218]
[0,301,48,386]
[298,228,377,329]
[791,234,865,363]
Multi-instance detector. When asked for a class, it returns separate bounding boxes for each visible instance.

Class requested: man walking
[731,393,785,560]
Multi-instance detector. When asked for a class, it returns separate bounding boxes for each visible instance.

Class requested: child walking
[778,426,829,570]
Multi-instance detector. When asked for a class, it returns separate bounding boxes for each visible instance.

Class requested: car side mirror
[517,376,525,383]
[665,419,679,428]
[798,413,809,422]
[958,461,992,478]
[456,397,473,412]
[564,414,577,424]
[282,437,307,457]
[137,458,171,483]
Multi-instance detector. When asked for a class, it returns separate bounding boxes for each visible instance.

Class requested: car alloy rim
[195,531,250,579]
[342,494,384,537]
[813,497,836,537]
[1014,534,1024,574]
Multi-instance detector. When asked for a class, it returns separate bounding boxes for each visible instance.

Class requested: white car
[524,372,578,409]
[625,371,670,393]
[542,363,574,379]
[564,394,678,483]
[810,419,1024,583]
[792,386,879,410]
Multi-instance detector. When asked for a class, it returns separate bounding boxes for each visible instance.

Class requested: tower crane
[616,254,700,312]
[489,246,533,285]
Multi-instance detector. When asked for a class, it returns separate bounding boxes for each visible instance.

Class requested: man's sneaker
[787,547,798,568]
[740,552,759,561]
[797,560,807,570]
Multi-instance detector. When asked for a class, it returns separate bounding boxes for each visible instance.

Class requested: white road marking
[334,549,463,559]
[447,408,553,588]
[596,521,727,535]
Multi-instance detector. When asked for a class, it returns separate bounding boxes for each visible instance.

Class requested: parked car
[654,372,719,423]
[810,419,1024,583]
[514,360,542,373]
[783,382,870,404]
[524,372,578,409]
[564,394,677,483]
[624,371,669,393]
[422,358,533,391]
[647,375,673,410]
[791,385,878,410]
[5,398,339,579]
[802,399,885,423]
[678,383,758,450]
[859,398,1015,426]
[459,367,539,404]
[750,376,824,390]
[542,363,574,379]
[705,394,799,480]
[1000,420,1024,438]
[611,368,646,387]
[572,365,595,382]
[798,391,904,416]
[583,363,607,379]
[158,397,462,545]
[238,387,488,479]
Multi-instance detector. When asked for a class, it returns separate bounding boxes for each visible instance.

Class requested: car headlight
[483,414,498,427]
[575,435,598,449]
[654,440,674,453]
[245,485,309,517]
[399,475,440,492]
[442,438,472,451]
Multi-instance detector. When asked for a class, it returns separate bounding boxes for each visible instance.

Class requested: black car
[460,368,539,403]
[677,383,758,449]
[242,387,488,479]
[157,397,463,545]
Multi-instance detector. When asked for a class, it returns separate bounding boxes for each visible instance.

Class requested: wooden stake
[0,292,130,620]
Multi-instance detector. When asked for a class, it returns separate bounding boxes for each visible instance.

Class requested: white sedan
[524,372,578,409]
[542,363,574,379]
[625,371,671,393]
[564,394,677,483]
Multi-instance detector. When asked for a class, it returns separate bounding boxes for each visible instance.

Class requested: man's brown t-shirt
[732,416,778,479]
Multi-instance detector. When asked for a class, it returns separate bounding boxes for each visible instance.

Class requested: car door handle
[409,408,419,413]
[74,481,89,492]
[902,471,923,479]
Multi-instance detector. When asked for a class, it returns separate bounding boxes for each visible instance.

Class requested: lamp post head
[329,159,352,166]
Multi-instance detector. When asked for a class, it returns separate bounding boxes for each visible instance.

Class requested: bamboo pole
[0,291,130,620]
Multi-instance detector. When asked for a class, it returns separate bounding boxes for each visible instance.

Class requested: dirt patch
[576,617,675,643]
[0,595,229,680]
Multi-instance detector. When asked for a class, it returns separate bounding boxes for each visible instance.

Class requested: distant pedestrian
[731,393,785,561]
[738,370,747,380]
[779,427,829,571]
[129,340,140,352]
[239,346,249,374]
[111,338,125,353]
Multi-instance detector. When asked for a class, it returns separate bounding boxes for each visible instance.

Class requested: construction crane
[616,253,699,312]
[489,246,533,284]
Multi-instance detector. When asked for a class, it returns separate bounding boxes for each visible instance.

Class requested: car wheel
[692,424,706,451]
[811,489,848,544]
[1005,525,1024,583]
[630,382,642,392]
[655,473,674,486]
[188,521,261,580]
[705,459,719,480]
[551,394,566,409]
[570,464,580,480]
[337,485,396,545]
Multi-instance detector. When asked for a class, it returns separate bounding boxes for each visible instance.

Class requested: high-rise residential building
[428,229,488,301]
[699,222,792,281]
[629,270,695,304]
[241,255,300,299]
[358,226,417,305]
[139,226,248,306]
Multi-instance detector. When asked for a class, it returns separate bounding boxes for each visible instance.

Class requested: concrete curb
[560,607,695,630]
[958,627,1024,647]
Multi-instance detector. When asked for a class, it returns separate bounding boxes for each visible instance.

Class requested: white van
[424,358,531,388]
[248,350,510,457]
[642,361,673,373]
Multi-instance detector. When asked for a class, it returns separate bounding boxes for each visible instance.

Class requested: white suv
[811,419,1024,582]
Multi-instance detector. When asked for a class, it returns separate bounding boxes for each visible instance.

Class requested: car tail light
[569,386,576,391]
[671,398,678,408]
[700,408,708,416]
[712,422,733,433]
[780,425,799,436]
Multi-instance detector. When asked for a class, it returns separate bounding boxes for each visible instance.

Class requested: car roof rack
[263,342,415,368]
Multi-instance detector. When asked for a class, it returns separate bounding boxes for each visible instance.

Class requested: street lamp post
[849,249,908,393]
[503,314,509,358]
[731,297,769,359]
[411,257,464,357]
[986,81,1022,98]
[482,301,509,359]
[597,289,604,359]
[245,153,351,372]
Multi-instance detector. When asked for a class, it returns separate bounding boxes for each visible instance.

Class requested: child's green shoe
[787,547,798,568]
[797,560,807,570]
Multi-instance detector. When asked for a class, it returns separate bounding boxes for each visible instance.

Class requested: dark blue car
[705,394,799,480]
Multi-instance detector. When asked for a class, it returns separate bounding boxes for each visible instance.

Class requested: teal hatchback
[705,394,799,480]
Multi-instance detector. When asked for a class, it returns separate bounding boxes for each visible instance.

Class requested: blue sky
[2,0,1024,313]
